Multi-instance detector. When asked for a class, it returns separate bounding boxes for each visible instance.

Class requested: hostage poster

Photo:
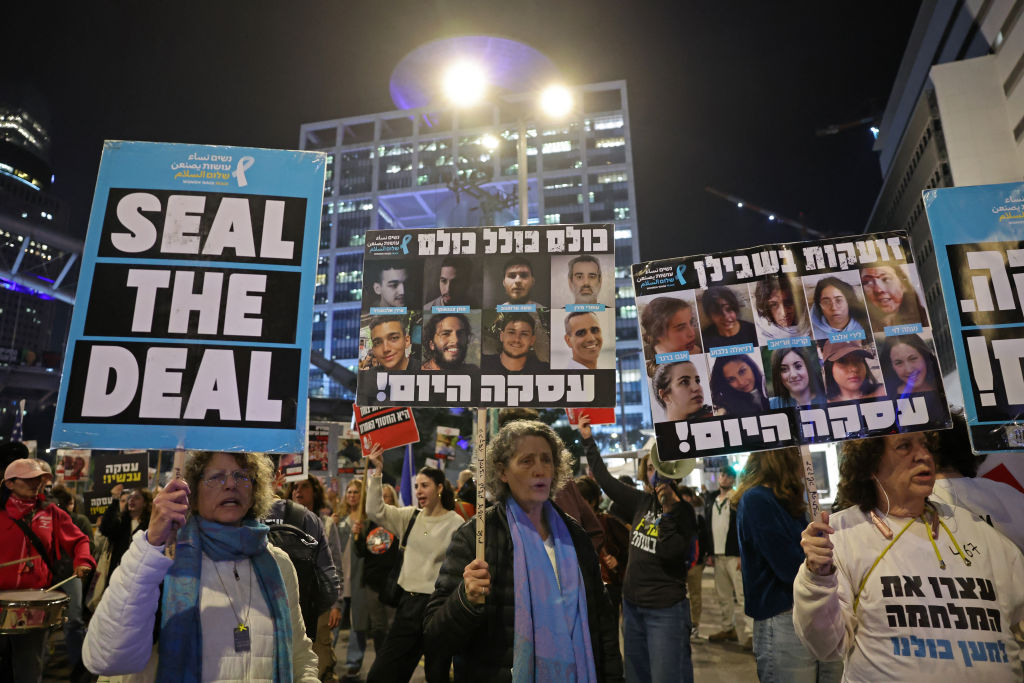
[924,181,1024,452]
[632,230,950,460]
[355,225,616,408]
[52,141,326,452]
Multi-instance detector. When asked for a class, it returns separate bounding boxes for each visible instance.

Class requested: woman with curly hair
[734,449,843,682]
[753,276,812,342]
[426,419,624,682]
[795,432,1024,680]
[710,354,769,417]
[83,451,318,681]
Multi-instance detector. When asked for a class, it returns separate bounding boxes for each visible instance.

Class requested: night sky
[4,1,921,261]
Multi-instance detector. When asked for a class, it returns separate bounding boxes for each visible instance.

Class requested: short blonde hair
[485,420,573,502]
[184,451,275,520]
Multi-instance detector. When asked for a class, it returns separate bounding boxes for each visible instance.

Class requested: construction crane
[703,186,826,240]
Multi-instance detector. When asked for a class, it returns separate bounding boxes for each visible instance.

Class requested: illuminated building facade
[300,57,649,448]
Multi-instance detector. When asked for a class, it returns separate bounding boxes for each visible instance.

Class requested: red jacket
[0,495,96,590]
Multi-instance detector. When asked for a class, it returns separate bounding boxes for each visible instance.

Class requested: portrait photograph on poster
[355,225,616,408]
[632,230,951,459]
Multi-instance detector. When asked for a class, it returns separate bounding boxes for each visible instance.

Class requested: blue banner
[53,141,326,452]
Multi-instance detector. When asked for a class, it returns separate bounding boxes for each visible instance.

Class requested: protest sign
[308,421,330,471]
[355,225,616,408]
[91,450,148,496]
[924,182,1024,452]
[565,407,617,425]
[83,492,115,523]
[52,141,326,452]
[55,449,91,482]
[633,230,950,460]
[434,426,460,463]
[353,405,420,455]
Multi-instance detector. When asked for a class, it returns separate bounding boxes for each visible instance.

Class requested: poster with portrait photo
[481,310,550,373]
[550,307,616,370]
[359,225,615,408]
[648,355,713,424]
[637,290,703,375]
[873,329,949,429]
[550,253,616,310]
[859,263,929,335]
[632,230,950,459]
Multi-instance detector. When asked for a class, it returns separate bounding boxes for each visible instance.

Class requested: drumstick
[0,555,39,569]
[165,449,187,559]
[47,574,77,592]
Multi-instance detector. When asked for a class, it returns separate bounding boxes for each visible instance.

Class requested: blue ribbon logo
[675,264,687,285]
[400,235,412,254]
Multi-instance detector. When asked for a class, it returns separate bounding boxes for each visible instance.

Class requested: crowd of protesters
[2,404,1023,683]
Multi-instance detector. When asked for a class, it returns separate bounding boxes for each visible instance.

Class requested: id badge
[233,625,251,652]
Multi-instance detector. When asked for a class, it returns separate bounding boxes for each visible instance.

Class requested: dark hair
[575,476,601,509]
[640,296,693,354]
[497,407,540,427]
[754,276,805,324]
[702,286,740,317]
[878,334,940,396]
[368,315,407,335]
[498,312,536,333]
[372,260,406,284]
[812,276,868,331]
[423,313,472,362]
[568,254,601,278]
[732,448,807,518]
[770,346,826,404]
[709,354,766,416]
[835,432,940,512]
[417,466,455,510]
[652,361,709,419]
[563,310,601,336]
[286,476,327,515]
[440,255,472,277]
[861,266,924,325]
[50,485,73,511]
[934,410,980,477]
[823,352,883,400]
[502,256,533,276]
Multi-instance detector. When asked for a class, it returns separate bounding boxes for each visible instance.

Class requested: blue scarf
[157,516,293,683]
[506,498,597,683]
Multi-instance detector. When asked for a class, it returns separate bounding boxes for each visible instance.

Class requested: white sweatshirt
[793,501,1024,682]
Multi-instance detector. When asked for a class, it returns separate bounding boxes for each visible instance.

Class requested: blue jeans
[622,597,693,683]
[753,611,843,683]
[345,629,366,675]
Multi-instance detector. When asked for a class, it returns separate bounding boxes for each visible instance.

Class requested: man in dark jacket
[704,470,752,647]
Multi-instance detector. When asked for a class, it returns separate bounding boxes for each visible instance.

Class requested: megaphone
[646,437,695,480]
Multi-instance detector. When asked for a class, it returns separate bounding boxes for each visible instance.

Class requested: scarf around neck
[158,515,293,683]
[506,498,596,683]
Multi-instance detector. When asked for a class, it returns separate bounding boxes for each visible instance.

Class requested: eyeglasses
[201,471,253,488]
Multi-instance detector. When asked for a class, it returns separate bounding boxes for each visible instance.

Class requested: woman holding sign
[425,419,623,682]
[794,431,1024,681]
[82,452,318,681]
[364,446,462,683]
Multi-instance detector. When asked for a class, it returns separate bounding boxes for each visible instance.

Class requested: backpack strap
[399,509,420,551]
[283,499,306,529]
[11,510,59,579]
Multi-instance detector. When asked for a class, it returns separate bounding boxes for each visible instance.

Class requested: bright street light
[539,84,573,119]
[480,133,499,151]
[442,61,487,107]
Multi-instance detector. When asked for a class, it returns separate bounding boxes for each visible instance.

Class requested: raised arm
[364,444,415,536]
[578,416,642,520]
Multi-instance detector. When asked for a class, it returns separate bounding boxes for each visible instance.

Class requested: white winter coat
[82,531,318,682]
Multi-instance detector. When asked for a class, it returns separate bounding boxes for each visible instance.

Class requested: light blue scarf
[506,498,597,683]
[157,516,293,683]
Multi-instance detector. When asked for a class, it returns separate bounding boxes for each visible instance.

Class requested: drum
[0,590,69,634]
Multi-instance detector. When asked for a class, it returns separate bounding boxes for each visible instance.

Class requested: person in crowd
[580,415,697,682]
[705,468,753,648]
[422,313,477,373]
[701,286,758,349]
[822,341,885,402]
[653,360,714,421]
[576,475,630,630]
[50,485,94,679]
[568,254,604,305]
[735,449,843,682]
[425,255,474,310]
[99,483,153,578]
[640,296,702,365]
[930,411,1024,552]
[754,276,812,341]
[795,431,1024,680]
[453,470,476,521]
[380,482,398,507]
[563,311,607,370]
[370,261,409,309]
[878,333,939,396]
[83,451,318,681]
[769,347,828,409]
[0,461,94,683]
[335,478,391,683]
[289,476,344,683]
[810,276,868,340]
[425,419,623,682]
[710,354,769,417]
[677,486,709,639]
[364,446,463,682]
[1,462,94,683]
[860,265,927,331]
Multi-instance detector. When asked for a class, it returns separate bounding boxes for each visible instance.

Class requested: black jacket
[704,489,740,556]
[98,503,149,576]
[423,500,624,683]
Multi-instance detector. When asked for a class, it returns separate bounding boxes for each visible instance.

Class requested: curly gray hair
[485,420,574,502]
[184,451,275,520]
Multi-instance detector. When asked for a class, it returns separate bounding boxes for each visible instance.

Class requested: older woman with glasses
[83,451,318,681]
